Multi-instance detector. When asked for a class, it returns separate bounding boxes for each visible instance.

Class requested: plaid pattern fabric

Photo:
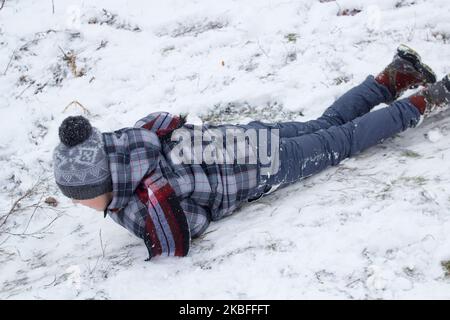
[103,112,260,259]
[135,174,190,257]
[103,128,160,210]
[103,127,190,259]
[134,112,259,236]
[135,112,186,140]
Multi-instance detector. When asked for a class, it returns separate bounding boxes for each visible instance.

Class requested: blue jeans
[247,75,421,193]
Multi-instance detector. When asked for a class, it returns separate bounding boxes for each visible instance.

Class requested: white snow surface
[1,0,450,299]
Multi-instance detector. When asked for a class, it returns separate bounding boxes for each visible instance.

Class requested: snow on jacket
[103,112,260,259]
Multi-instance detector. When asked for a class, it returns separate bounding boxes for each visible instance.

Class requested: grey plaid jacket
[140,112,262,237]
[105,112,261,246]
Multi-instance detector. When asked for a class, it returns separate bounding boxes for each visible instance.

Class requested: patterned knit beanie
[53,116,112,200]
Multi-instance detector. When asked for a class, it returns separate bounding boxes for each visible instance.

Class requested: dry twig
[99,229,106,258]
[0,175,60,237]
[58,46,85,77]
[3,49,15,75]
[63,100,91,115]
[3,216,60,239]
[15,81,35,99]
[0,189,34,228]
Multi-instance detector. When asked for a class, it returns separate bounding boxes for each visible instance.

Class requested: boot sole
[397,44,437,84]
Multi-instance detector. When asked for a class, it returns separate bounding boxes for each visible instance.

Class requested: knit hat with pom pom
[53,116,112,200]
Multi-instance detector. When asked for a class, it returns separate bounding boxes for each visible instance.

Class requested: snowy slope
[1,0,450,299]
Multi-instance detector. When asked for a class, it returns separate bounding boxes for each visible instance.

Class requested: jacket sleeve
[135,172,191,258]
[179,198,211,238]
[134,112,186,139]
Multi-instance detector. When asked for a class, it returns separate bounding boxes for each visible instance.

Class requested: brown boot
[375,44,436,102]
[408,74,450,115]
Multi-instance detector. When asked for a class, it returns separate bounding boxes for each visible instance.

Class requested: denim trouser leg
[264,98,421,187]
[247,75,393,139]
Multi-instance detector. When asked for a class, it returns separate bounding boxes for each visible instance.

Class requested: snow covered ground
[1,0,450,299]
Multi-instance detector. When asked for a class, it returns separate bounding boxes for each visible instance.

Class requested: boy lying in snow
[53,45,450,260]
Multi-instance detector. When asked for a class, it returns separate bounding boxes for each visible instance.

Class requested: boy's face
[72,192,113,212]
